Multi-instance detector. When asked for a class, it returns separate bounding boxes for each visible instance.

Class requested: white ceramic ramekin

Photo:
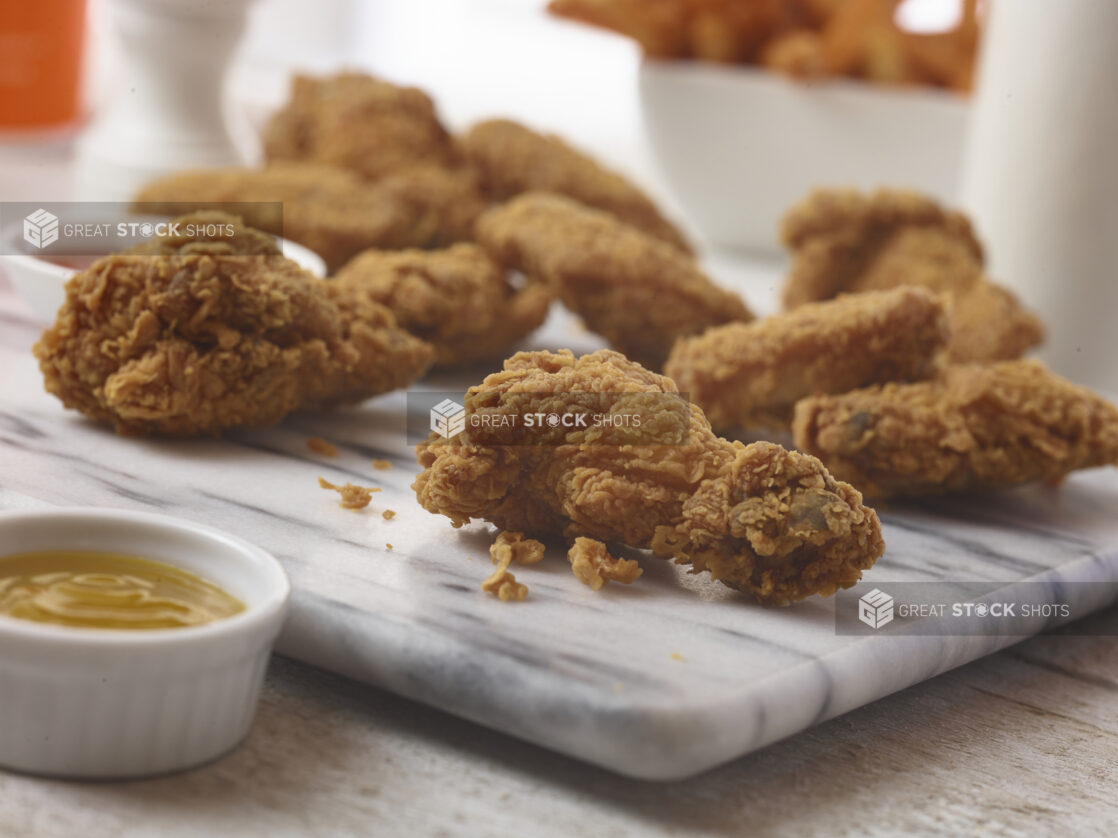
[0,507,290,779]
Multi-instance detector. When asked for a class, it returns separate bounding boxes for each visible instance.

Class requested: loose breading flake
[490,531,546,566]
[567,537,642,591]
[307,436,339,457]
[382,509,396,520]
[318,476,381,509]
[386,543,394,550]
[481,552,529,602]
[372,459,393,470]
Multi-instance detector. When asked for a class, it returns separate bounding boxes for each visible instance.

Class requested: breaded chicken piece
[328,244,552,368]
[263,72,458,180]
[461,119,692,252]
[666,287,949,431]
[792,360,1118,497]
[475,193,752,369]
[780,187,1044,362]
[34,214,434,436]
[413,349,884,605]
[135,163,485,272]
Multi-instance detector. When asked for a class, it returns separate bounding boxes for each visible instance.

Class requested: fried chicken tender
[461,119,692,252]
[780,187,1044,363]
[263,72,458,180]
[413,349,884,605]
[666,287,949,431]
[476,193,752,369]
[328,244,551,368]
[792,360,1118,498]
[135,163,485,272]
[34,213,434,436]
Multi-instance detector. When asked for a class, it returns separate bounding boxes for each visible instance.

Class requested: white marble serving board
[3,280,1118,780]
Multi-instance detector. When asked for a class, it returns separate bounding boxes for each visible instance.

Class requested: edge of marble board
[276,545,1118,781]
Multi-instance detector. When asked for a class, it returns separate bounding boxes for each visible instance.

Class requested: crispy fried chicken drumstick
[34,213,434,436]
[666,286,949,431]
[413,349,884,605]
[476,193,752,369]
[780,187,1044,363]
[793,360,1118,497]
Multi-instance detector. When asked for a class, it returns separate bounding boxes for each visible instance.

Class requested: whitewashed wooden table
[0,610,1115,837]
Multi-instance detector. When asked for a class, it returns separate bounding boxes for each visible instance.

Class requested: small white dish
[0,507,290,779]
[0,222,327,324]
[639,60,970,252]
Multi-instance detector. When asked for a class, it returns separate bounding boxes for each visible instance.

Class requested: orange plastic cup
[0,0,87,129]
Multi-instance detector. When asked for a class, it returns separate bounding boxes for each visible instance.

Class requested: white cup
[961,0,1118,393]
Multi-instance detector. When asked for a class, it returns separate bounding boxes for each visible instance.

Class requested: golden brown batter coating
[263,72,458,180]
[461,118,692,252]
[328,244,551,368]
[665,287,949,431]
[780,187,1043,363]
[792,360,1118,497]
[475,193,752,369]
[34,214,434,436]
[135,163,485,272]
[413,349,883,605]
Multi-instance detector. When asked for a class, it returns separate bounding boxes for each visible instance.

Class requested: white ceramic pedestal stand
[73,0,258,202]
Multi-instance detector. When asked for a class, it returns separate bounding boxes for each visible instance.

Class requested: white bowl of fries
[639,59,970,252]
[551,0,978,252]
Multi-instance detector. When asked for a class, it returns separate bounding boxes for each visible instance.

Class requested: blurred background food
[549,0,980,91]
[1,0,1116,390]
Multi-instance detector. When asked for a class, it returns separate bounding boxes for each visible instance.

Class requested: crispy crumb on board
[318,476,380,509]
[307,437,339,457]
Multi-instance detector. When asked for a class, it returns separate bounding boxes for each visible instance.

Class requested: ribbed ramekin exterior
[0,641,274,778]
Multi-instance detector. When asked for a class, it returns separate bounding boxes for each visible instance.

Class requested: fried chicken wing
[263,72,458,180]
[792,360,1118,497]
[461,119,692,252]
[328,244,551,368]
[780,187,1043,363]
[665,287,949,431]
[34,213,434,436]
[413,349,883,605]
[135,163,485,272]
[475,193,752,369]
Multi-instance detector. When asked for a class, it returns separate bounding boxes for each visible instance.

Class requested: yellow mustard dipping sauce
[0,550,245,630]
